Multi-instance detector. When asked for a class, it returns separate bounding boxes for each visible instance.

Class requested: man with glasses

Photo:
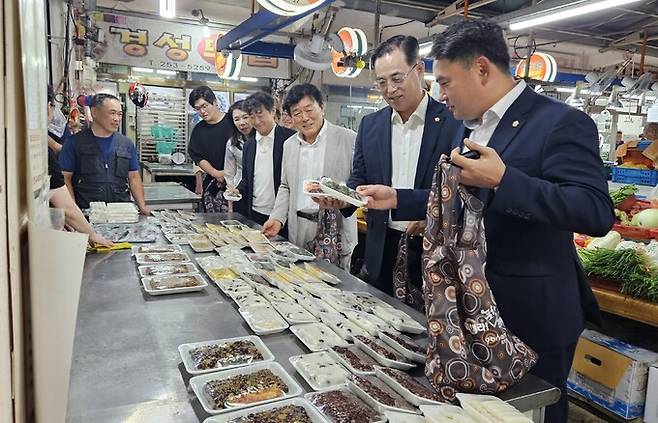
[59,93,151,214]
[357,21,614,422]
[188,86,233,212]
[228,91,296,226]
[320,35,459,295]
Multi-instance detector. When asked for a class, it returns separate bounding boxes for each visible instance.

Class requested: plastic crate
[612,223,651,240]
[612,167,658,186]
[638,141,652,150]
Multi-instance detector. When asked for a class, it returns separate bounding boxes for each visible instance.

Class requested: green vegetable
[631,209,658,228]
[610,184,638,207]
[579,248,658,302]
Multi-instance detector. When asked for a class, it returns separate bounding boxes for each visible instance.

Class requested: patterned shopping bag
[422,155,538,401]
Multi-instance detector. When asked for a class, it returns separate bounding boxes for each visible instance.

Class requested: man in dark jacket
[228,91,296,225]
[358,21,615,423]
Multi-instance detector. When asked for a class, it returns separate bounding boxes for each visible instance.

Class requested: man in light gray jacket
[262,84,357,269]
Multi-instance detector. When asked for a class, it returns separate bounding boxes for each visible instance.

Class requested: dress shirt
[389,93,429,231]
[252,125,277,215]
[464,80,527,147]
[297,120,328,212]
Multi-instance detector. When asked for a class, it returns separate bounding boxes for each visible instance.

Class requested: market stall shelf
[592,286,658,327]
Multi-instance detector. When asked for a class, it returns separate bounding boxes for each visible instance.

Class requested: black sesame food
[310,390,379,423]
[227,404,313,423]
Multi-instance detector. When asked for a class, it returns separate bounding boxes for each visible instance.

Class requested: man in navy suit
[321,35,459,296]
[358,21,614,423]
[228,91,296,226]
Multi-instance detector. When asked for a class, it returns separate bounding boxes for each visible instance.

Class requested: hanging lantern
[331,27,368,78]
[514,52,557,82]
[214,32,242,79]
[256,0,328,17]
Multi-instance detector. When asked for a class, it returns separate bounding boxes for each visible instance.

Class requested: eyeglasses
[374,63,419,92]
[194,102,213,112]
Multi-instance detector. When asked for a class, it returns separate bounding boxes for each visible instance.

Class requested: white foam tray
[178,335,274,375]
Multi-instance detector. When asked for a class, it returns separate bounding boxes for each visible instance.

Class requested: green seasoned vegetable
[610,184,638,207]
[321,178,364,201]
[579,248,658,302]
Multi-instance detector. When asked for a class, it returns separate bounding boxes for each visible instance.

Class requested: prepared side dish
[190,340,264,370]
[349,374,416,412]
[147,274,204,290]
[308,389,382,423]
[225,404,314,423]
[135,252,190,264]
[138,263,197,277]
[330,346,377,374]
[203,369,288,410]
[377,367,442,403]
[289,352,351,390]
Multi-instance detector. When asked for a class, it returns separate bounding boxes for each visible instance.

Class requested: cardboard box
[645,365,658,423]
[567,329,658,420]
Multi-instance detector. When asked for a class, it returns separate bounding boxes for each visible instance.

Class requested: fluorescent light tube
[509,0,642,31]
[419,42,432,57]
[159,0,175,19]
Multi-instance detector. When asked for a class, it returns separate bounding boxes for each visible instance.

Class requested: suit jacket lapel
[487,87,536,157]
[273,126,285,190]
[381,108,393,185]
[414,97,448,188]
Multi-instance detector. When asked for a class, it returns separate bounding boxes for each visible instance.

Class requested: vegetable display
[610,184,638,207]
[579,248,658,302]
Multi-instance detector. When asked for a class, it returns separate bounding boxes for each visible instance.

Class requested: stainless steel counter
[142,162,196,184]
[66,213,559,423]
[144,182,201,210]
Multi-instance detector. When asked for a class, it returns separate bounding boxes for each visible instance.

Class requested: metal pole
[523,0,537,80]
[374,0,381,46]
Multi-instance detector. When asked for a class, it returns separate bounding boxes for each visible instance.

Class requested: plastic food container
[289,323,349,352]
[238,304,289,335]
[189,361,302,415]
[354,336,415,370]
[305,388,385,423]
[203,397,329,423]
[178,335,275,375]
[289,351,351,391]
[140,273,207,296]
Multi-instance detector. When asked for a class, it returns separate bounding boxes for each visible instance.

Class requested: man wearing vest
[59,94,151,214]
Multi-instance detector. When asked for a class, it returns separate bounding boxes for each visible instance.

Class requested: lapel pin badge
[434,117,441,122]
[512,120,520,128]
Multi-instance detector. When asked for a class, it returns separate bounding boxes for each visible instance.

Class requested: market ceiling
[99,0,658,58]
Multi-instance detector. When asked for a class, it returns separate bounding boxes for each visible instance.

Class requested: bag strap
[426,156,484,249]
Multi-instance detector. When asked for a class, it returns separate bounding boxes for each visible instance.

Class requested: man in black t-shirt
[188,86,233,212]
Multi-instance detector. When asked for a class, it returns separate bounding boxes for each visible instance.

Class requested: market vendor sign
[92,12,290,78]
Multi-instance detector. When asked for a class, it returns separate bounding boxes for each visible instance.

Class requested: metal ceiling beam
[426,0,497,27]
[601,24,658,52]
[216,1,335,52]
[341,0,438,23]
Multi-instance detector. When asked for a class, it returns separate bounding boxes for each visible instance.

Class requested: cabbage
[631,209,658,228]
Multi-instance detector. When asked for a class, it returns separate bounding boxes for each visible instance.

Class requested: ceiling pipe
[640,31,649,74]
